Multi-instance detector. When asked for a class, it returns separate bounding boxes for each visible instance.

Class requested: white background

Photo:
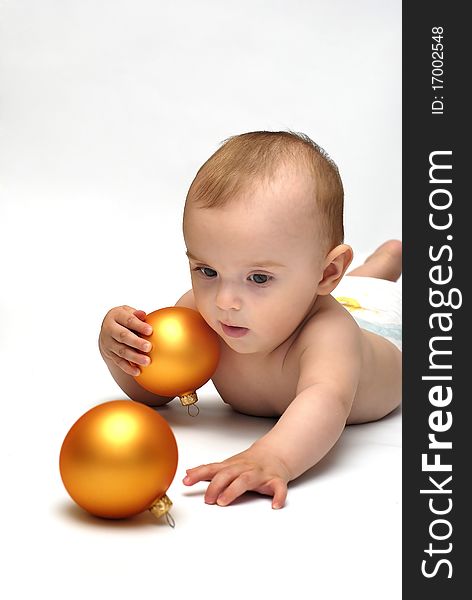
[1,1,401,598]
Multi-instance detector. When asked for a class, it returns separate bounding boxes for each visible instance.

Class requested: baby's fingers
[269,479,288,510]
[112,356,144,377]
[215,470,259,506]
[133,309,147,321]
[112,325,152,354]
[203,465,245,504]
[109,316,152,358]
[183,463,222,485]
[115,307,153,337]
[218,475,287,509]
[108,338,151,368]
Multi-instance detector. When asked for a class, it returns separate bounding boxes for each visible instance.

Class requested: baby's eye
[197,267,217,278]
[248,273,272,285]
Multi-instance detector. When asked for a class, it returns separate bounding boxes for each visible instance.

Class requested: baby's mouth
[219,321,249,338]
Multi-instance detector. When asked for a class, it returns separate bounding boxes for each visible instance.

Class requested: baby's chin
[217,333,252,351]
[218,333,275,355]
[224,343,256,354]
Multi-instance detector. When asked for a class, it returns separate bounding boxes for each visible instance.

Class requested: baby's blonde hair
[185,131,344,250]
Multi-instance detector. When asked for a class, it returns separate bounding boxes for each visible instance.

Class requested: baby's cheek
[193,295,214,326]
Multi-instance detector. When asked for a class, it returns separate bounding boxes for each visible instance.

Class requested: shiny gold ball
[134,307,220,399]
[59,400,178,519]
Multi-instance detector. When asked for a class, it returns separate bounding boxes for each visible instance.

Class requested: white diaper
[333,275,402,351]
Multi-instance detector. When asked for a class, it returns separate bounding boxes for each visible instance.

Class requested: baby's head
[182,131,352,354]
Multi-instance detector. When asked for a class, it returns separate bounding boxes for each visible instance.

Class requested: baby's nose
[215,286,241,311]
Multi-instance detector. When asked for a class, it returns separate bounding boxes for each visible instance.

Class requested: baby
[99,131,402,509]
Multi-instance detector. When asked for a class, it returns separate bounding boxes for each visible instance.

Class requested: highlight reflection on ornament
[59,400,178,523]
[134,307,220,415]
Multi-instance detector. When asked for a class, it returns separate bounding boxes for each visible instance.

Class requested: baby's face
[183,170,326,355]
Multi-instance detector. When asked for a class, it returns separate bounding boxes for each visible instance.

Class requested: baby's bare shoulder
[297,295,362,353]
[175,289,197,310]
[293,295,363,395]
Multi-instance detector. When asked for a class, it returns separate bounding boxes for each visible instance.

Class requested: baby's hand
[99,305,153,377]
[183,447,290,509]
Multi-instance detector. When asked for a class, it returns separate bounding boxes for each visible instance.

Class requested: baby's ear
[317,244,353,295]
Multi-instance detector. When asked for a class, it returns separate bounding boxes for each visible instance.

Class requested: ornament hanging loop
[187,404,199,417]
[165,512,175,528]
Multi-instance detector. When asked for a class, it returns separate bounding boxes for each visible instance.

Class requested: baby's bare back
[177,291,402,423]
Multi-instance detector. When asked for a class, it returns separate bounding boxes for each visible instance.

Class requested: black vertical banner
[403,1,468,596]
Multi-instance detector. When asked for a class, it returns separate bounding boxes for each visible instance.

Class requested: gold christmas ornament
[59,400,178,523]
[134,307,220,415]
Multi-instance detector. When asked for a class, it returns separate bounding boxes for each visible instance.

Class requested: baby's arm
[184,307,363,507]
[252,311,362,480]
[254,314,362,480]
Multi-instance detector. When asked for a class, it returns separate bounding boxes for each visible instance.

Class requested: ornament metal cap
[149,494,174,527]
[179,392,200,416]
[179,392,198,406]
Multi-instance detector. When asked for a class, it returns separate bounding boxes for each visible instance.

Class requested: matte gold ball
[59,400,178,519]
[134,307,220,399]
